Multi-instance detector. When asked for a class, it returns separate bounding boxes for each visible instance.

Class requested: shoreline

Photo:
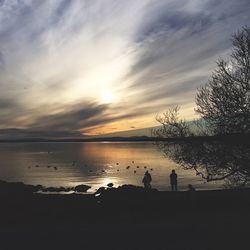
[0,179,240,195]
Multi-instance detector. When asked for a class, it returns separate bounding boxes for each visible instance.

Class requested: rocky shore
[0,180,249,249]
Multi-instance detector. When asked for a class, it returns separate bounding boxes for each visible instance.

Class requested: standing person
[170,170,178,191]
[187,184,195,192]
[142,171,152,189]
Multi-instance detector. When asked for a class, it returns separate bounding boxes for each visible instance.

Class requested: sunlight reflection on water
[0,142,223,192]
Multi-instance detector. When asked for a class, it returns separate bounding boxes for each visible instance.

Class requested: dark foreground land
[0,185,250,250]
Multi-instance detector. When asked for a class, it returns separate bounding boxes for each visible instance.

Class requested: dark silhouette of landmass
[0,133,249,143]
[0,180,249,249]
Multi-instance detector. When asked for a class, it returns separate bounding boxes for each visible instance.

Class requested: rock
[107,183,114,188]
[95,187,106,195]
[74,184,91,192]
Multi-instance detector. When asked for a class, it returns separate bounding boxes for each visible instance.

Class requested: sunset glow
[0,0,249,139]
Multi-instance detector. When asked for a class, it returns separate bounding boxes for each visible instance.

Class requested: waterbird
[116,163,119,165]
[126,166,130,169]
[54,167,58,170]
[134,170,136,174]
[136,166,140,168]
[150,168,153,171]
[144,166,147,169]
[132,161,134,164]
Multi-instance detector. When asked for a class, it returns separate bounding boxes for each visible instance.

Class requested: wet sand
[0,183,249,249]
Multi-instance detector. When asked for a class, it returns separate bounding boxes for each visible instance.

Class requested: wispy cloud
[0,0,249,138]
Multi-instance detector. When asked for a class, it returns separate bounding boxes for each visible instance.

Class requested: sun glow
[101,90,114,104]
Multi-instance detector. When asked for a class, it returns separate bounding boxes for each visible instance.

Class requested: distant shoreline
[0,133,249,143]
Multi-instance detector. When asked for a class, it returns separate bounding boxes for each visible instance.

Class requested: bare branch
[195,27,250,135]
[154,106,191,138]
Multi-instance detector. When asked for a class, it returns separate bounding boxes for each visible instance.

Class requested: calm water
[0,142,223,192]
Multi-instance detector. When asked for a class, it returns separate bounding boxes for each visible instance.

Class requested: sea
[0,142,224,192]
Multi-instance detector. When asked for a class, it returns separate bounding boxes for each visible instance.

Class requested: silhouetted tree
[154,106,191,138]
[192,119,212,136]
[157,139,250,188]
[195,27,250,135]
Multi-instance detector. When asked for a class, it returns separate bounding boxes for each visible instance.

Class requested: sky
[0,0,249,139]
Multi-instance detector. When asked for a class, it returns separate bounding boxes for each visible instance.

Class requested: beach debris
[107,183,114,188]
[134,170,136,174]
[136,166,140,168]
[47,165,51,168]
[150,168,153,171]
[126,166,130,169]
[144,166,147,169]
[35,165,39,168]
[132,161,134,164]
[54,166,58,170]
[89,170,93,173]
[117,169,120,172]
[116,163,119,165]
[101,169,106,173]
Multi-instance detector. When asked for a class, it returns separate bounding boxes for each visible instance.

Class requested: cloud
[0,128,84,140]
[0,0,249,137]
[28,102,109,131]
[125,0,250,110]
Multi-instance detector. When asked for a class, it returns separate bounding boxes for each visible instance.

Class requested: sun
[101,90,114,103]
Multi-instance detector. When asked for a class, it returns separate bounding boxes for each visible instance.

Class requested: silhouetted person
[187,184,196,192]
[142,171,152,189]
[170,170,178,191]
